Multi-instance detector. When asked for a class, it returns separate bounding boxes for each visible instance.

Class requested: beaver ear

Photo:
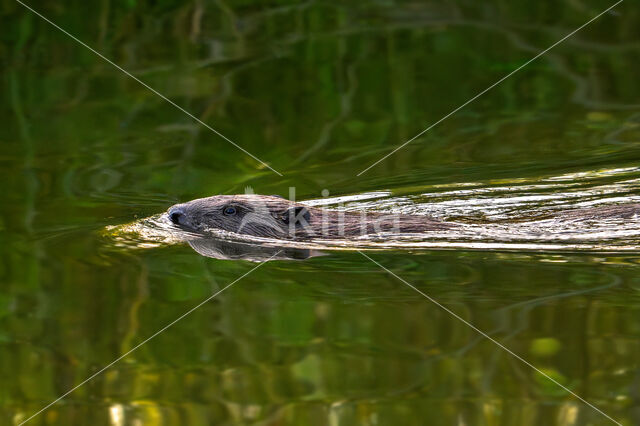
[283,206,311,225]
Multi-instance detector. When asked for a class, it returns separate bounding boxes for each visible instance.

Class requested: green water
[2,1,640,425]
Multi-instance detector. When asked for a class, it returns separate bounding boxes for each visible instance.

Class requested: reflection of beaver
[187,237,324,261]
[168,195,453,239]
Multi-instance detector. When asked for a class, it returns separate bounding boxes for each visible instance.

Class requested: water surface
[2,1,640,425]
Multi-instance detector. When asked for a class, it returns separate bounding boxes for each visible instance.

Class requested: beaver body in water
[168,194,640,240]
[168,194,452,240]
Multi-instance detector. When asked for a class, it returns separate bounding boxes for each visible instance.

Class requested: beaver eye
[223,206,237,216]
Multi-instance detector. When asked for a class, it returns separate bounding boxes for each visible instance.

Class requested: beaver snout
[168,205,189,226]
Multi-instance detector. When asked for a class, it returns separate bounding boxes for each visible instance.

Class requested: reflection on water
[2,0,640,425]
[188,238,324,262]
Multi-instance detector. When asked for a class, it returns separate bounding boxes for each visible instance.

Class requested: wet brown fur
[168,195,640,240]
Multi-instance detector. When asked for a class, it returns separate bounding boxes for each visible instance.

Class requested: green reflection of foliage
[2,0,640,425]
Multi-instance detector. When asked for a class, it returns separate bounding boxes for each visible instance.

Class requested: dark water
[2,1,640,425]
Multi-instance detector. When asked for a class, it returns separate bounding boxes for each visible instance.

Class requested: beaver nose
[168,206,187,225]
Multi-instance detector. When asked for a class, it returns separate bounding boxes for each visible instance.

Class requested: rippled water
[2,1,640,425]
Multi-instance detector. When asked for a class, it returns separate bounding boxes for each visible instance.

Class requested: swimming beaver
[167,194,453,239]
[168,194,640,240]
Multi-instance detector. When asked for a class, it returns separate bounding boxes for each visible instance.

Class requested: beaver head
[167,195,312,239]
